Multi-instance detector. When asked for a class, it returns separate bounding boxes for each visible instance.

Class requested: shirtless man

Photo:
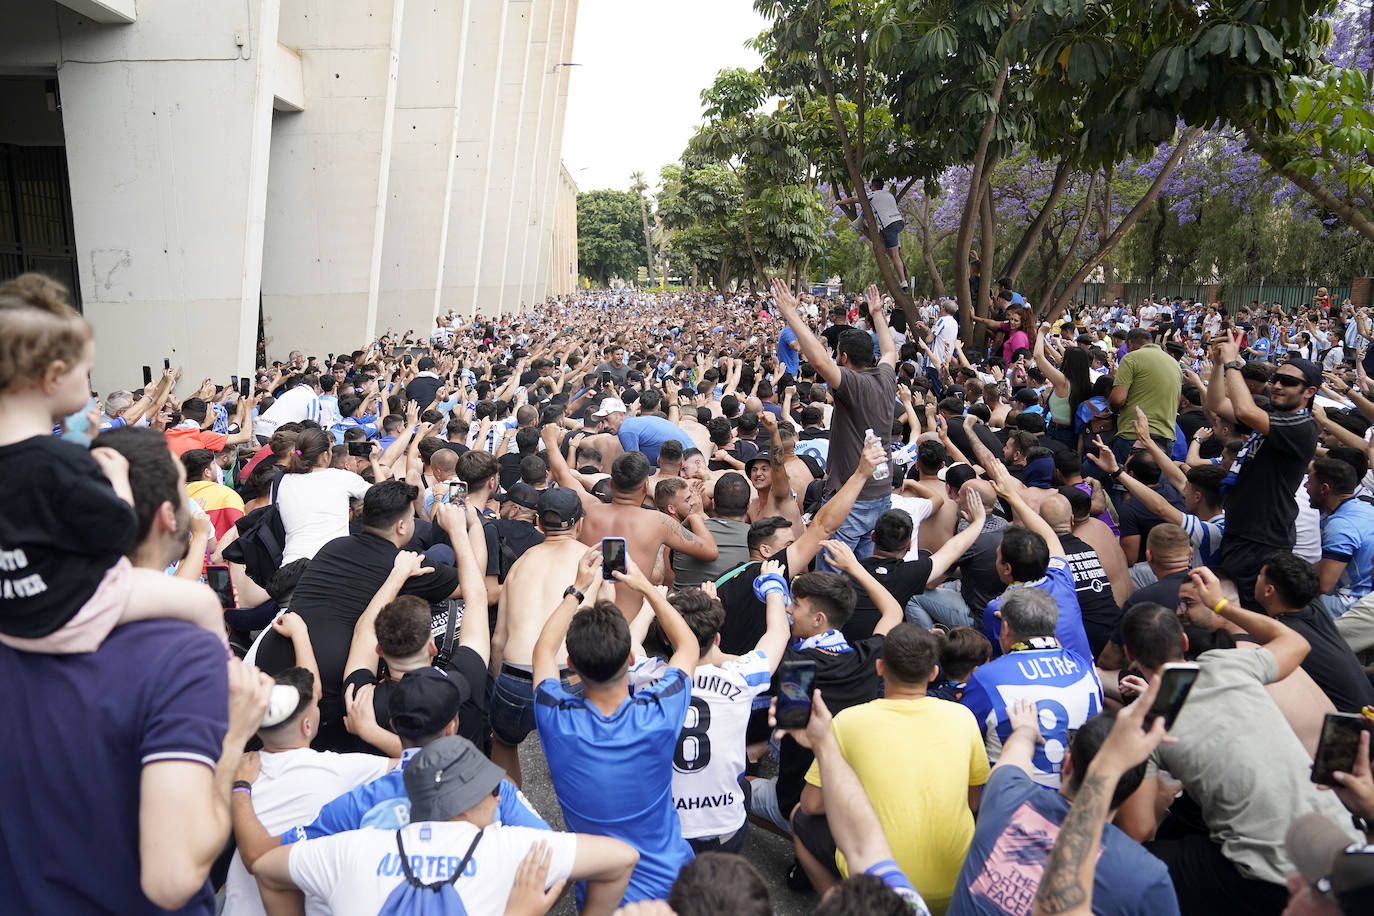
[488,487,597,785]
[543,424,718,620]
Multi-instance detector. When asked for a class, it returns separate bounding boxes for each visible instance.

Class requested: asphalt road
[517,735,815,915]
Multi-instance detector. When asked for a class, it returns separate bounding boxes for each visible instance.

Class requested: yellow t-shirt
[805,697,990,914]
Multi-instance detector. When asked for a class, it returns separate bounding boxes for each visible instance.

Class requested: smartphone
[237,377,250,400]
[142,365,153,386]
[1312,712,1369,786]
[328,353,334,364]
[601,537,627,579]
[163,357,171,371]
[204,564,236,611]
[601,371,613,386]
[231,375,239,390]
[346,440,372,458]
[775,659,818,729]
[448,480,468,502]
[1144,662,1200,729]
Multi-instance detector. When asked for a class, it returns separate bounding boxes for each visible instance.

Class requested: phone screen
[204,565,235,611]
[601,537,627,579]
[163,357,171,371]
[776,660,817,729]
[1145,663,1201,729]
[448,480,468,502]
[142,365,153,386]
[347,441,372,458]
[1312,713,1367,785]
[231,375,239,390]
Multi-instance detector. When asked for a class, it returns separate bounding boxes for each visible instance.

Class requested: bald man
[1040,493,1127,658]
[911,478,1010,627]
[425,448,460,517]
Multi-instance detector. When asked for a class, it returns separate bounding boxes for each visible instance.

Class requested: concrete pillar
[474,0,534,316]
[49,0,280,393]
[376,0,471,338]
[501,0,556,315]
[532,0,578,303]
[260,0,404,363]
[439,0,510,321]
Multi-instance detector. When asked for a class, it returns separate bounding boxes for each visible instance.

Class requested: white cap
[591,397,628,418]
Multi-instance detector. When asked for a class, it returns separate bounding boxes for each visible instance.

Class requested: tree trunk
[1042,126,1202,320]
[637,194,654,282]
[979,181,997,308]
[1003,157,1074,285]
[954,62,1010,336]
[1238,120,1374,244]
[1040,172,1097,312]
[915,185,946,298]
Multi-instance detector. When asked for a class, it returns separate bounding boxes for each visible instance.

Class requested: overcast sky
[561,0,769,195]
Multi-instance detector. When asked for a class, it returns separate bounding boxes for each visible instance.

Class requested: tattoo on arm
[1035,771,1114,914]
[662,514,697,544]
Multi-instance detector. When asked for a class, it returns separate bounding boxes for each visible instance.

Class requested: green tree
[576,190,645,287]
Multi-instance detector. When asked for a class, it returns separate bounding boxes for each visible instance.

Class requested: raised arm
[820,539,903,637]
[1091,437,1184,528]
[1213,331,1267,433]
[540,424,600,511]
[1034,323,1070,397]
[787,439,881,568]
[448,503,491,664]
[615,554,700,674]
[342,551,432,680]
[771,278,840,388]
[988,459,1065,558]
[1191,568,1310,679]
[866,286,896,368]
[926,490,988,582]
[751,562,791,672]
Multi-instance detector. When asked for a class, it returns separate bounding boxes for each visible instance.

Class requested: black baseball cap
[387,668,466,738]
[537,486,584,528]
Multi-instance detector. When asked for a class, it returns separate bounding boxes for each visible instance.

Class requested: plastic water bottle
[864,428,890,480]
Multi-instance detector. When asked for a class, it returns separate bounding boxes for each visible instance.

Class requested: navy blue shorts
[881,219,904,249]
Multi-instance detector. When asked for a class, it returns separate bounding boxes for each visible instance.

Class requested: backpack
[222,474,286,589]
[481,518,522,584]
[376,828,483,915]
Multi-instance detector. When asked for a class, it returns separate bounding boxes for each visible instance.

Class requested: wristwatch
[562,585,584,603]
[1223,360,1245,371]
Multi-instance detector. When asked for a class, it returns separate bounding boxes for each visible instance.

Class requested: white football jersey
[631,651,772,839]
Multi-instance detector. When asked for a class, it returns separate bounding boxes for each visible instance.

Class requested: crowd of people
[4,266,1374,916]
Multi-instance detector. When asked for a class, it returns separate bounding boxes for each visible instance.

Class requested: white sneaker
[261,684,301,728]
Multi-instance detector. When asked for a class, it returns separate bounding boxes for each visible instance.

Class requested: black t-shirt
[482,518,544,582]
[945,420,1004,471]
[406,374,443,406]
[776,635,884,817]
[822,324,849,353]
[253,532,459,750]
[1059,533,1122,658]
[1116,480,1185,563]
[341,646,491,755]
[1224,410,1318,549]
[842,554,933,643]
[951,519,1009,617]
[0,436,137,639]
[715,554,791,656]
[1176,410,1208,443]
[708,439,758,473]
[1277,603,1374,713]
[497,452,525,491]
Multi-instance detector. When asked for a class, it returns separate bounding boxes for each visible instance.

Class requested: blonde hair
[0,273,92,395]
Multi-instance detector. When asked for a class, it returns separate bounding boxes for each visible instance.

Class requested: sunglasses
[1272,374,1307,388]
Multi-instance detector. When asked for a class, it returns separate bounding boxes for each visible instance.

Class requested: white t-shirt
[929,314,959,366]
[889,493,934,558]
[629,652,772,839]
[256,385,322,437]
[223,747,392,916]
[288,821,576,916]
[867,188,903,227]
[277,469,372,563]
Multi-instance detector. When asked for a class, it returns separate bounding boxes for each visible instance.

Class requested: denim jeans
[747,776,791,834]
[905,583,972,629]
[817,494,891,571]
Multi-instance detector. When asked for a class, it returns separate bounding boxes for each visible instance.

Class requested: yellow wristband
[1212,598,1230,614]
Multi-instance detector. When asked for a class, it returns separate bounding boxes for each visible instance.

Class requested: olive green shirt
[1113,343,1180,440]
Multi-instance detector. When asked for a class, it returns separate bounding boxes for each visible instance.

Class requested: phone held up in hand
[1144,662,1200,730]
[601,537,626,580]
[1312,712,1369,786]
[775,659,817,729]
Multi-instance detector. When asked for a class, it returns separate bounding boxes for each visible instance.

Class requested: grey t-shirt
[827,364,897,503]
[1148,647,1362,884]
[671,517,750,588]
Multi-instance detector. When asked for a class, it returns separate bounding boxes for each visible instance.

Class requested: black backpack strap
[395,827,484,889]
